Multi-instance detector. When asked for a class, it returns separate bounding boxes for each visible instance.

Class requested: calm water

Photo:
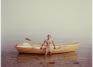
[1,41,92,67]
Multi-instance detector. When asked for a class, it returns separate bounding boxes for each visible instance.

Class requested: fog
[2,0,91,47]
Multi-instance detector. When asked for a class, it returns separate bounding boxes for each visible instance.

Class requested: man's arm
[52,40,56,49]
[40,40,46,49]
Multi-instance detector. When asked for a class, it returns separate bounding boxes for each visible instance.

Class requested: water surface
[1,42,92,67]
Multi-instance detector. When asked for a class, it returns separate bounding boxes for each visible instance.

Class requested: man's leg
[49,47,52,55]
[45,48,48,56]
[49,51,52,56]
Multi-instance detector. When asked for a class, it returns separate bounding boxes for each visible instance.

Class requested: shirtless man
[40,34,56,56]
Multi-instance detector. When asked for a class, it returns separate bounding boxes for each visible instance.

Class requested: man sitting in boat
[40,34,56,56]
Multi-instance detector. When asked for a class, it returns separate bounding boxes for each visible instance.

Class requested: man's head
[47,34,52,39]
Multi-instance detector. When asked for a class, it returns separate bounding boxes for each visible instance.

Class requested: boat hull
[16,43,79,54]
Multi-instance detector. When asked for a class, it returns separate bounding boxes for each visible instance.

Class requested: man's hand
[40,47,42,49]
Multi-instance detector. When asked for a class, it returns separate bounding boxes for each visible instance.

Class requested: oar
[25,38,31,41]
[25,38,32,45]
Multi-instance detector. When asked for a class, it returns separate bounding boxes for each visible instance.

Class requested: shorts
[42,46,51,52]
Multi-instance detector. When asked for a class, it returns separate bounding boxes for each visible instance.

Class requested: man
[40,34,56,56]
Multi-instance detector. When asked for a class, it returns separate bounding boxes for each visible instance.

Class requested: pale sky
[2,0,91,45]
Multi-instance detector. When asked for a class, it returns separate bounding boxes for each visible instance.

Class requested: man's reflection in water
[16,52,80,67]
[40,55,55,67]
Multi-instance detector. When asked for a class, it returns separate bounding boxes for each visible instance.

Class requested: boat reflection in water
[16,52,80,67]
